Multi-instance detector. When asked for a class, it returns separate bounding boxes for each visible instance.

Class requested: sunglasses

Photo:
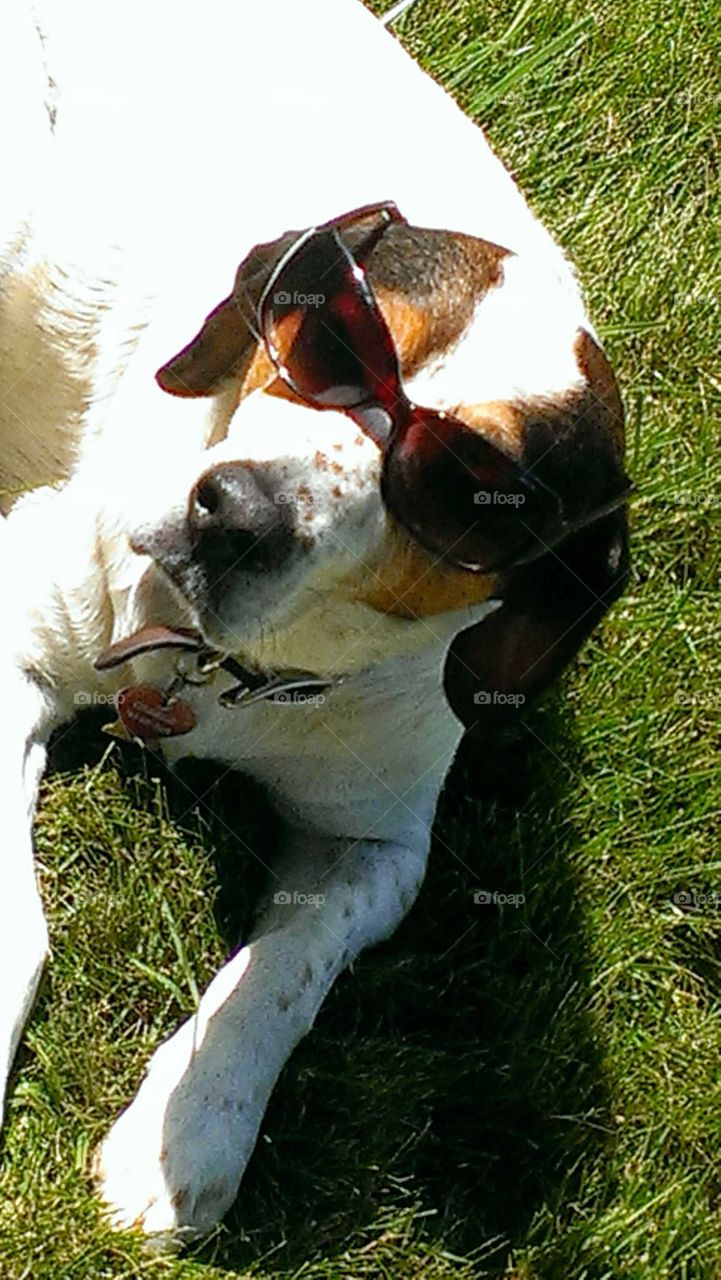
[238,200,568,574]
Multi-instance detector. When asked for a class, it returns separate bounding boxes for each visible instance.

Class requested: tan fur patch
[448,399,525,455]
[372,288,435,377]
[340,520,497,618]
[239,344,274,398]
[238,325,306,405]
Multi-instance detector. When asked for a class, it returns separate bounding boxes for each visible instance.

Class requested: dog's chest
[159,645,465,843]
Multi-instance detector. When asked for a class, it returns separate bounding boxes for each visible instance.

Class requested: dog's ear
[444,507,629,737]
[444,330,630,735]
[155,231,300,397]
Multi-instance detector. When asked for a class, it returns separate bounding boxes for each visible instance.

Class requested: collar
[93,624,339,743]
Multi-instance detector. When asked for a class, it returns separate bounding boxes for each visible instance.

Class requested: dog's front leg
[0,666,57,1128]
[95,829,429,1245]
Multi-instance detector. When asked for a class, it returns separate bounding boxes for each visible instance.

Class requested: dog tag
[115,685,197,741]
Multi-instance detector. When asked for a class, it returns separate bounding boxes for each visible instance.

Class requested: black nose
[188,463,294,574]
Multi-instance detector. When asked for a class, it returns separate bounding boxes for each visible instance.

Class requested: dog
[0,0,629,1246]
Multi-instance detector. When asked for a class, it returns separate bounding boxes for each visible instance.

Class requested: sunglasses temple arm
[511,483,633,568]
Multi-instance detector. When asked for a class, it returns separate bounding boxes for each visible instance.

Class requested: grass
[1,0,720,1275]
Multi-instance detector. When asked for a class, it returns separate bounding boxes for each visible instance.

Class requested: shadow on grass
[47,704,612,1277]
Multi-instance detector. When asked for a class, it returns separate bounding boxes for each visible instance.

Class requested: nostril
[193,475,221,518]
[187,464,295,573]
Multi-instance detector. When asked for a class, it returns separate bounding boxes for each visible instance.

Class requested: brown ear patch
[236,223,510,401]
[516,331,628,538]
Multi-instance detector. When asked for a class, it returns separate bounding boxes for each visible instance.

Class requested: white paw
[93,1028,257,1247]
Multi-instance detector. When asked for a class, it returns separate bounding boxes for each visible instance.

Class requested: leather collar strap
[93,625,337,742]
[94,625,206,670]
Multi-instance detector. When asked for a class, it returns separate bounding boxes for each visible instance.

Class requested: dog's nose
[188,462,294,572]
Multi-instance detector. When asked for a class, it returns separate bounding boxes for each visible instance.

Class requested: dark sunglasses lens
[381,409,561,572]
[261,229,400,421]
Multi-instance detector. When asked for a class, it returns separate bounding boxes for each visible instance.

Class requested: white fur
[0,0,594,1245]
[406,253,588,411]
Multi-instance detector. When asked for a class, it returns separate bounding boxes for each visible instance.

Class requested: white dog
[0,0,629,1246]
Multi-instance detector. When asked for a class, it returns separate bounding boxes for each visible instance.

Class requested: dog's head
[133,207,629,732]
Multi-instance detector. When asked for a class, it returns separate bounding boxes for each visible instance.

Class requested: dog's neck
[118,551,499,690]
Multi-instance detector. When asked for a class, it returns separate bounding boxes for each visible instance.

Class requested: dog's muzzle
[131,458,304,640]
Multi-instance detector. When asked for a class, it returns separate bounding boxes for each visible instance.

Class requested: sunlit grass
[1,1,719,1275]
